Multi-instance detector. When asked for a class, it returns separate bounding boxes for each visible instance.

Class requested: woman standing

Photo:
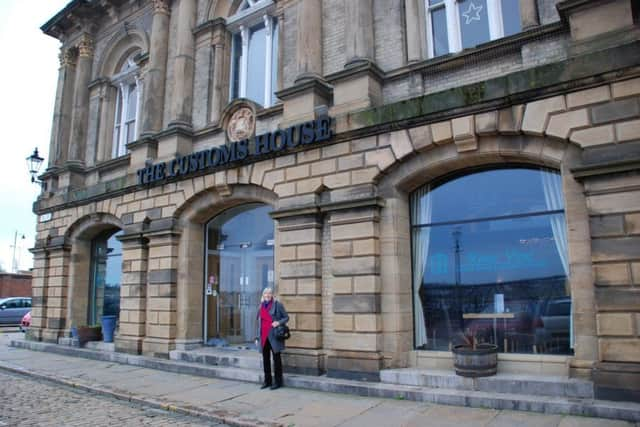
[258,287,289,390]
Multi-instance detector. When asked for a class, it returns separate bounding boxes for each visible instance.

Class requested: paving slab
[1,333,639,427]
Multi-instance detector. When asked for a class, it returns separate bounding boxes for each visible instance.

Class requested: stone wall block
[408,124,433,152]
[594,263,632,286]
[545,109,590,140]
[570,125,615,147]
[597,313,635,336]
[522,96,566,136]
[430,121,453,144]
[616,119,640,142]
[498,104,525,134]
[381,130,414,161]
[599,339,640,363]
[612,78,640,99]
[591,99,640,125]
[364,148,395,171]
[332,256,379,276]
[475,111,498,135]
[567,86,611,109]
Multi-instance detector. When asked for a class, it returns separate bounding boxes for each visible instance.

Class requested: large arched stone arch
[373,134,596,376]
[65,213,124,333]
[96,28,150,78]
[205,0,243,21]
[172,184,279,347]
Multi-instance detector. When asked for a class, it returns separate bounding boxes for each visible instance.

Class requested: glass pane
[126,84,137,121]
[430,7,449,57]
[429,0,444,5]
[125,122,135,145]
[90,230,123,324]
[271,18,279,106]
[412,168,563,225]
[413,213,570,354]
[231,33,242,100]
[246,23,266,105]
[458,0,491,49]
[205,204,274,346]
[501,0,521,36]
[114,90,122,125]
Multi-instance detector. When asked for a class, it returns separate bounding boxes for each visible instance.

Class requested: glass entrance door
[204,204,274,346]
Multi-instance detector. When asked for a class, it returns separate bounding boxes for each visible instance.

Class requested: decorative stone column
[42,240,72,343]
[141,0,171,137]
[272,210,325,375]
[405,0,426,63]
[327,202,384,381]
[519,0,539,30]
[329,0,382,116]
[26,248,49,342]
[344,0,374,67]
[115,232,149,355]
[277,0,331,126]
[67,34,94,167]
[208,19,230,126]
[142,226,180,358]
[168,0,196,128]
[295,0,323,83]
[49,47,77,168]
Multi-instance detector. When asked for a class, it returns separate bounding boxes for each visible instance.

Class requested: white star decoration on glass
[462,1,483,25]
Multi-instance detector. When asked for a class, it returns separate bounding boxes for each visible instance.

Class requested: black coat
[257,300,289,353]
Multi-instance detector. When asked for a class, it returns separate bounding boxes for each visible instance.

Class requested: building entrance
[204,204,274,346]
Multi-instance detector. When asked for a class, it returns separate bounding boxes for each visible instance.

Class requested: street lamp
[26,148,44,185]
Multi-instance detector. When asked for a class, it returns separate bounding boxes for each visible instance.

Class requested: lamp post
[10,231,26,273]
[26,148,45,186]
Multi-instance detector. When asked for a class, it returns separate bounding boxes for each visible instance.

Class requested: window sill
[385,22,567,81]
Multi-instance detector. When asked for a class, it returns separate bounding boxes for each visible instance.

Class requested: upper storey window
[426,0,521,58]
[228,0,278,107]
[112,53,141,158]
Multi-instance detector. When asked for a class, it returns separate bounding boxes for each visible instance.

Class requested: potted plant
[76,324,102,345]
[451,328,498,377]
[101,315,117,343]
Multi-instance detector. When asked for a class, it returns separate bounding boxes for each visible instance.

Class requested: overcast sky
[0,0,69,272]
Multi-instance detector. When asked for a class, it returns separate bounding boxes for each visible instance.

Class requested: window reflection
[89,230,123,325]
[411,167,572,355]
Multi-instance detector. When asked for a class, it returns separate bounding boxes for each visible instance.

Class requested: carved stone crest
[227,106,255,142]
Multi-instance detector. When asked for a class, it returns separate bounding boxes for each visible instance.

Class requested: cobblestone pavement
[0,370,227,427]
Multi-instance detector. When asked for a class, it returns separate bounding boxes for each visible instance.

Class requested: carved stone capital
[77,34,94,58]
[151,0,171,15]
[59,48,76,67]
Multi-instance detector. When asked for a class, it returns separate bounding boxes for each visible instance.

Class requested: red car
[20,311,31,332]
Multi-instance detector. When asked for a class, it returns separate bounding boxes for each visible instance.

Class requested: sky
[0,0,69,272]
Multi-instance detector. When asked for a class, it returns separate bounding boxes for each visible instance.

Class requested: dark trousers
[262,339,283,385]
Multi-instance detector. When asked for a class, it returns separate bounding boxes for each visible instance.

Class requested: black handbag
[274,324,290,340]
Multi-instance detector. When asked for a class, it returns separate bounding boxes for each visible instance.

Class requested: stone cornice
[571,159,640,180]
[275,77,333,101]
[193,17,227,37]
[326,61,385,85]
[556,0,622,23]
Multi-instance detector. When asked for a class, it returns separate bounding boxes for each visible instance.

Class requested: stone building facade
[32,0,640,402]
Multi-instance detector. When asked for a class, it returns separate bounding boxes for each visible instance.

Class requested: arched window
[426,0,521,58]
[89,230,123,325]
[111,53,141,158]
[228,0,279,107]
[410,167,572,355]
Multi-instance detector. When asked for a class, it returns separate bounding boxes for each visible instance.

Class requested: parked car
[0,297,32,325]
[534,297,571,353]
[20,311,31,332]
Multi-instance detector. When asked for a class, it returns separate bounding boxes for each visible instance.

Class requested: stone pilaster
[49,47,76,168]
[405,0,426,63]
[208,19,230,126]
[519,0,539,30]
[328,203,383,381]
[168,0,196,128]
[344,0,374,67]
[294,0,323,83]
[115,233,149,355]
[42,243,71,343]
[142,228,180,358]
[26,249,49,342]
[141,0,171,137]
[273,210,325,375]
[67,34,94,166]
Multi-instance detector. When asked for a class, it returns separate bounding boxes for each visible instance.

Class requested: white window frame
[227,0,278,108]
[111,57,142,158]
[426,0,508,59]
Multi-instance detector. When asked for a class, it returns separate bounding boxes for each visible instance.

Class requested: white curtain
[540,170,572,348]
[411,186,432,348]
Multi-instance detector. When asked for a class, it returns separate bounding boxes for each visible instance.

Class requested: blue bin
[101,315,117,343]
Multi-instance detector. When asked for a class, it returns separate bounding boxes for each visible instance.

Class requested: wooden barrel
[452,344,498,377]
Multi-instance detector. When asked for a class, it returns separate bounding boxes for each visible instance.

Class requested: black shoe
[260,382,272,389]
[270,383,281,390]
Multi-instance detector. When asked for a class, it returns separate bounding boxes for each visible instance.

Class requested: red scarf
[260,301,273,348]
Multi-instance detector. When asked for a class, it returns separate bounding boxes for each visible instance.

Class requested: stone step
[9,339,640,423]
[380,368,594,399]
[169,347,262,370]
